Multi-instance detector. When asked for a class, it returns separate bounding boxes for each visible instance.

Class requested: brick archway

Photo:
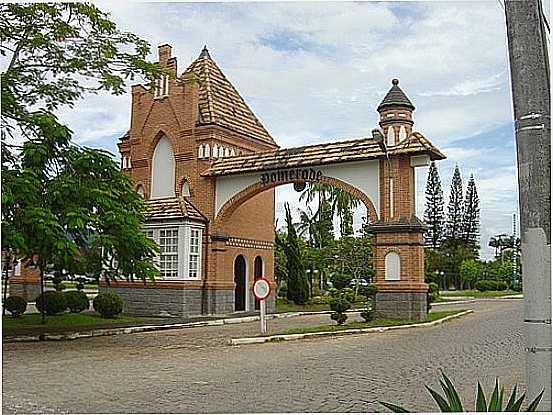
[213,176,379,233]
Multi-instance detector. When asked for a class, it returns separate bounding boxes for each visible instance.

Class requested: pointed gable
[182,47,276,146]
[377,78,415,112]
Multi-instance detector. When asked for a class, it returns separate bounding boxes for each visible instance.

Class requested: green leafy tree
[461,174,480,254]
[445,165,464,241]
[278,203,309,304]
[1,3,162,323]
[423,161,445,249]
[330,235,374,291]
[300,183,334,248]
[459,259,484,290]
[331,188,360,237]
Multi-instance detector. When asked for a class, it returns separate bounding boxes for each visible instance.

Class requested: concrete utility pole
[504,0,551,410]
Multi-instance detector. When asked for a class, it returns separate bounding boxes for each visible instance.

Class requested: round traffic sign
[253,278,271,301]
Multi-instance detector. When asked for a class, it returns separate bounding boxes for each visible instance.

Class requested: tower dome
[377,79,415,147]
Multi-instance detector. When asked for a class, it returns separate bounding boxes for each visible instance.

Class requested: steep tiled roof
[145,197,207,222]
[377,79,415,112]
[202,132,445,177]
[182,47,276,146]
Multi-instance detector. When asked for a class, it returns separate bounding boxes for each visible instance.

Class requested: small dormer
[377,79,415,147]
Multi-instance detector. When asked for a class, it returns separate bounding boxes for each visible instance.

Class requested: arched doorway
[234,255,247,311]
[254,256,263,310]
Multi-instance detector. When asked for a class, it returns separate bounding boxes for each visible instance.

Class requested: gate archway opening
[234,255,247,312]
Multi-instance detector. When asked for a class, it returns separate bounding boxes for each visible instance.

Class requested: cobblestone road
[2,300,525,413]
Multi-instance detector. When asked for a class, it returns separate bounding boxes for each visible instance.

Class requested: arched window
[181,180,190,198]
[225,148,231,157]
[230,149,236,156]
[254,256,263,280]
[136,185,145,198]
[219,146,225,158]
[151,135,175,199]
[385,252,401,281]
[204,144,210,159]
[213,144,219,158]
[398,126,407,142]
[387,127,395,146]
[198,145,204,159]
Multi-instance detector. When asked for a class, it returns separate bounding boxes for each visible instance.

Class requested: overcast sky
[58,0,545,259]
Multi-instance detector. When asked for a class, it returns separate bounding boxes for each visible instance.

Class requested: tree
[331,188,360,237]
[461,174,480,254]
[445,165,464,240]
[278,203,309,304]
[423,161,445,249]
[329,235,374,291]
[300,183,334,248]
[1,3,163,323]
[459,259,483,290]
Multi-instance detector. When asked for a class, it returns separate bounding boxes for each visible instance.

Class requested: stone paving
[2,299,526,413]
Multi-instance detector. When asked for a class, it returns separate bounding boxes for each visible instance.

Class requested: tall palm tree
[331,188,360,237]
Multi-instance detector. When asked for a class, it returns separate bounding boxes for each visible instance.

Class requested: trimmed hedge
[34,291,67,315]
[65,291,90,313]
[5,295,27,318]
[93,292,123,318]
[475,279,508,292]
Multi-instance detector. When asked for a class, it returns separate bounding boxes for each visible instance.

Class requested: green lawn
[275,299,366,313]
[440,290,521,298]
[271,309,465,336]
[3,312,144,332]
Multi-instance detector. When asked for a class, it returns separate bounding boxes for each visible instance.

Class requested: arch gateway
[9,44,445,321]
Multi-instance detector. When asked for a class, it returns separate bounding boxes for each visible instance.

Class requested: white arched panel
[213,144,219,158]
[151,136,175,199]
[181,180,190,197]
[387,127,395,146]
[204,144,210,159]
[399,126,407,142]
[136,185,145,198]
[385,252,401,281]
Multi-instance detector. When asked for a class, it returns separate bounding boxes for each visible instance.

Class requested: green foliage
[5,295,27,318]
[360,298,376,322]
[329,235,374,284]
[93,292,124,318]
[358,283,378,299]
[278,204,309,305]
[1,2,162,304]
[380,371,544,412]
[34,291,67,315]
[328,288,352,325]
[64,291,90,313]
[475,279,508,292]
[427,282,440,311]
[445,165,464,240]
[459,259,484,289]
[424,161,445,248]
[461,174,480,253]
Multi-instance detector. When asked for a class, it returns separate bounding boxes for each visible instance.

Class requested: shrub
[34,291,67,315]
[76,282,85,291]
[329,289,352,325]
[309,295,329,305]
[358,284,378,299]
[360,299,375,322]
[330,273,352,290]
[475,279,509,292]
[65,291,90,313]
[93,292,124,318]
[277,281,288,298]
[5,295,27,318]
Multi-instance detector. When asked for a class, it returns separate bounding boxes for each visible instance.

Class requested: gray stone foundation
[9,282,41,301]
[99,286,276,317]
[375,291,428,322]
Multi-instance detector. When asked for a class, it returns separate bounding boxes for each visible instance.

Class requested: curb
[431,299,476,306]
[3,309,362,343]
[228,310,474,346]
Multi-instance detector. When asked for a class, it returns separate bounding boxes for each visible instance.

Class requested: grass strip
[3,313,144,331]
[269,310,465,336]
[440,290,520,298]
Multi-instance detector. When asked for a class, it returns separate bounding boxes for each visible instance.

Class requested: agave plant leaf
[510,395,526,412]
[527,390,544,412]
[504,384,518,411]
[379,401,411,413]
[476,382,488,412]
[439,371,464,412]
[488,379,502,411]
[425,385,452,412]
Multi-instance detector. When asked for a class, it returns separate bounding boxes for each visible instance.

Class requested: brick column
[9,263,42,301]
[368,219,428,322]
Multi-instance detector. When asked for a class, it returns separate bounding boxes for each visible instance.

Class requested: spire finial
[199,45,210,59]
[392,78,399,86]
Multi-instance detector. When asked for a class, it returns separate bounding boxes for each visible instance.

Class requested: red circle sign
[253,278,271,300]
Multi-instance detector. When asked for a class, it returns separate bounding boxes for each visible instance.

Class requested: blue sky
[59,0,533,259]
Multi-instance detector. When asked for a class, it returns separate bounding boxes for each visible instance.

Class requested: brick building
[10,44,445,321]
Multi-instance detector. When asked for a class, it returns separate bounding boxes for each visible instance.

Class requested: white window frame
[144,224,203,280]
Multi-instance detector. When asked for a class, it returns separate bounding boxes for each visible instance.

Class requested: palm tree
[331,188,360,237]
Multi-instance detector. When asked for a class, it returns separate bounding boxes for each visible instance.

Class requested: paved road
[2,300,525,413]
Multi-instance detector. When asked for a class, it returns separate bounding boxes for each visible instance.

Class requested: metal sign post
[253,278,271,335]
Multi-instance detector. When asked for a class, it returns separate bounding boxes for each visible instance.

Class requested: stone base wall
[100,286,237,317]
[9,282,41,301]
[99,286,276,317]
[375,291,427,322]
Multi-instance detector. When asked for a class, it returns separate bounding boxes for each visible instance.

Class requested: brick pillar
[9,262,42,301]
[368,219,428,322]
